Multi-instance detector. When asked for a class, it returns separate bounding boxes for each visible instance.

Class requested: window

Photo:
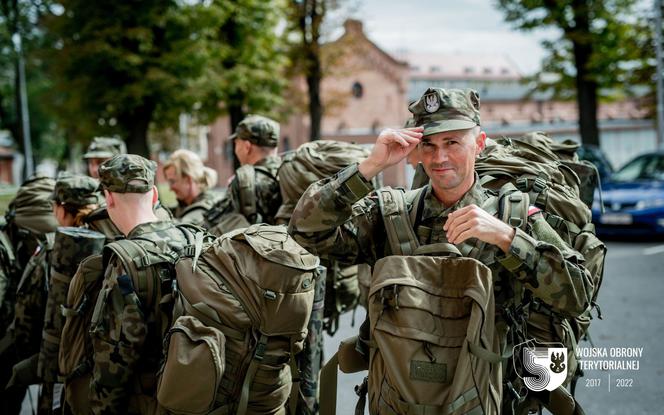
[352,82,363,98]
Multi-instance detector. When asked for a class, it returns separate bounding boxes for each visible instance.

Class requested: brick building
[207,19,411,187]
[205,19,653,188]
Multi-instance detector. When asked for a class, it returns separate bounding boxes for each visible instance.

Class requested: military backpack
[277,140,373,335]
[157,224,319,415]
[321,187,505,415]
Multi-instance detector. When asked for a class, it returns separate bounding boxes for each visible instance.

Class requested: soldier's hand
[444,204,515,253]
[359,127,423,180]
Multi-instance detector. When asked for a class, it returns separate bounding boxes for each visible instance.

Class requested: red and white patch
[528,206,541,216]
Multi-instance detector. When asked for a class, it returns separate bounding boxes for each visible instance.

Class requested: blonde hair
[164,149,218,191]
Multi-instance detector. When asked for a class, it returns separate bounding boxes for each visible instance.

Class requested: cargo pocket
[157,315,226,415]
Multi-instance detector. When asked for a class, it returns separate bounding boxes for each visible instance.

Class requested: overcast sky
[341,0,561,75]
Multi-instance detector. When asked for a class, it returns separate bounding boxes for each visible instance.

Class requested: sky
[340,0,561,75]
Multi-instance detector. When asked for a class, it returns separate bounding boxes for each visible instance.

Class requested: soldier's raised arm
[288,127,422,264]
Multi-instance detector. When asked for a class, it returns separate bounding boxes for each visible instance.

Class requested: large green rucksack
[321,187,504,415]
[38,227,106,390]
[1,175,58,334]
[60,223,205,414]
[476,133,606,334]
[206,164,277,236]
[156,224,319,415]
[277,140,372,334]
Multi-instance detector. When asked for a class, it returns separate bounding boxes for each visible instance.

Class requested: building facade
[206,19,656,188]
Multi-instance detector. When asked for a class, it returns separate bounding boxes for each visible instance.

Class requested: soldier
[205,114,282,233]
[289,88,594,414]
[88,154,200,414]
[83,136,127,178]
[0,175,58,415]
[163,149,222,226]
[8,172,100,414]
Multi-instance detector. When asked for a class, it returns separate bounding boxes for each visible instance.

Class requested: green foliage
[40,0,288,155]
[0,0,64,165]
[196,0,289,126]
[496,0,654,101]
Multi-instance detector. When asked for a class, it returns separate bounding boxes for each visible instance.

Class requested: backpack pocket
[157,315,226,415]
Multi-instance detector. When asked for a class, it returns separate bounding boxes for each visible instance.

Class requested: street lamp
[12,32,34,177]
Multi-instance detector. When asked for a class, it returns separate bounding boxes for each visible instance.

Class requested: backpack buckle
[183,245,196,257]
[533,177,547,193]
[515,177,528,192]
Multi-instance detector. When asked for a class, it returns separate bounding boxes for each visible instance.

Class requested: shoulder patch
[528,206,542,216]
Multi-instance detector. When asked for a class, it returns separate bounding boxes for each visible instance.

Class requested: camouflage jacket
[288,164,594,342]
[206,155,282,227]
[173,190,223,227]
[88,220,194,415]
[10,233,54,360]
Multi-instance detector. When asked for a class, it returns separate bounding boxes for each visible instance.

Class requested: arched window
[352,81,363,99]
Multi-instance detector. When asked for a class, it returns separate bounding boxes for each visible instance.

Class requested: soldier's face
[164,166,193,204]
[87,158,107,178]
[419,128,485,192]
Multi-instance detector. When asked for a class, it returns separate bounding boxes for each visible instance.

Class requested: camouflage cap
[51,172,100,206]
[408,88,480,136]
[229,114,280,147]
[98,154,156,193]
[83,136,127,159]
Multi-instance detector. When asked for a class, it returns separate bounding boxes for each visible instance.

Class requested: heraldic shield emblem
[513,340,568,392]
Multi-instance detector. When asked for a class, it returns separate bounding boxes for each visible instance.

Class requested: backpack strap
[497,183,530,232]
[377,187,423,256]
[235,165,258,221]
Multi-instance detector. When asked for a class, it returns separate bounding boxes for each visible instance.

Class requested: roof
[396,51,522,81]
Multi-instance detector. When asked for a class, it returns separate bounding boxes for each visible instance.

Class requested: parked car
[592,151,664,236]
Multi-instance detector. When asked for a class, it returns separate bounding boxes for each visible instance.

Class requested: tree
[197,0,289,169]
[286,0,330,141]
[0,0,63,172]
[42,0,227,156]
[496,0,652,146]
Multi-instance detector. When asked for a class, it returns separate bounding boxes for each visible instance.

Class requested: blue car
[592,151,664,236]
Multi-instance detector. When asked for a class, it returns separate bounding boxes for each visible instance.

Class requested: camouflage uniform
[0,175,58,415]
[173,189,223,227]
[206,115,282,230]
[89,154,196,414]
[288,88,594,413]
[10,173,100,414]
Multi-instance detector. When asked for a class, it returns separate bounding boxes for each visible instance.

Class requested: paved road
[21,240,664,414]
[323,239,664,414]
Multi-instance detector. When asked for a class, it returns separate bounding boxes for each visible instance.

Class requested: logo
[424,93,440,113]
[513,340,568,392]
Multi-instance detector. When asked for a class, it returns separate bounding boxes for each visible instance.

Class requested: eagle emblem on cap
[424,92,440,113]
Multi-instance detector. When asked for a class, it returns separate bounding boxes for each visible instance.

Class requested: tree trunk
[121,103,154,157]
[571,0,600,147]
[307,61,322,141]
[298,0,324,142]
[228,100,245,170]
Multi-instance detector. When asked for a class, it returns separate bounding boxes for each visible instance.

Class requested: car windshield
[611,154,664,182]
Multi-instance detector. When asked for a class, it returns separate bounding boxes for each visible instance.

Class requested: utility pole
[655,0,664,150]
[12,33,34,177]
